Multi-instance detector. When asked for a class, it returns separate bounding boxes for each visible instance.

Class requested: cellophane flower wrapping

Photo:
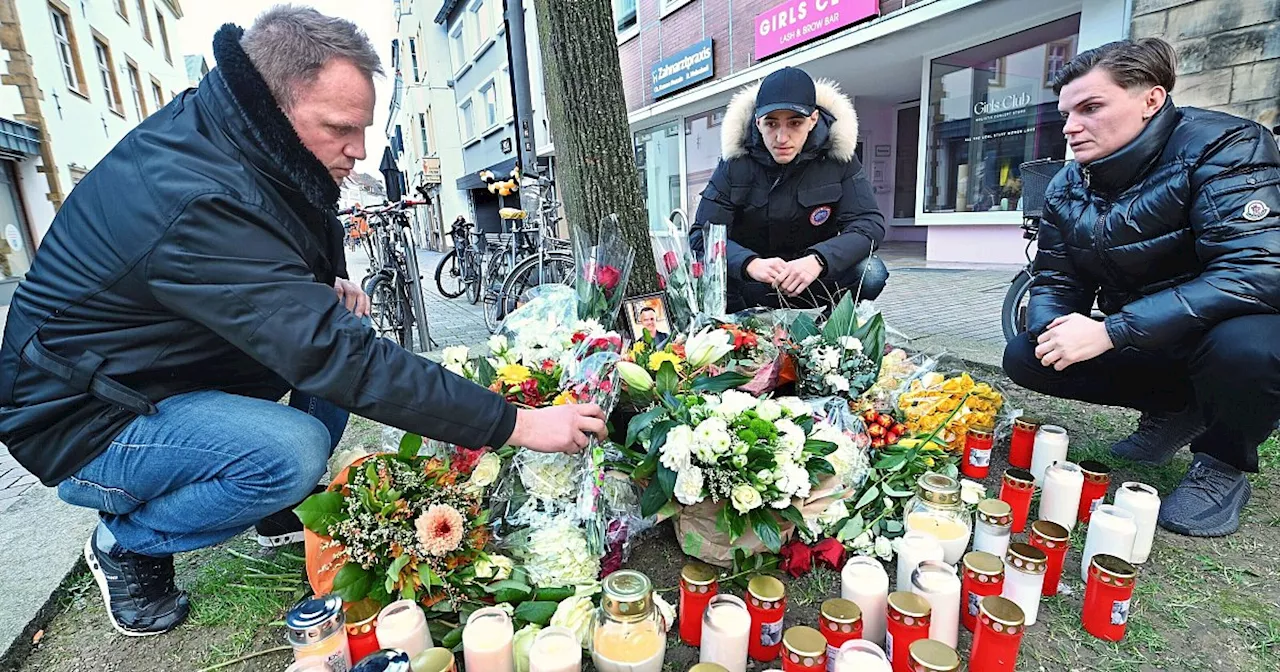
[698,223,728,321]
[573,217,634,325]
[650,221,698,334]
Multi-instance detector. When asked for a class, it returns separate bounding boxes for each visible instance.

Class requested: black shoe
[1110,407,1207,466]
[254,508,305,548]
[1158,453,1252,537]
[84,528,190,636]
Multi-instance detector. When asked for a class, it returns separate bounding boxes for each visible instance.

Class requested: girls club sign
[754,0,879,60]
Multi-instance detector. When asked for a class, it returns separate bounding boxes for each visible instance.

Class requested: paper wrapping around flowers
[304,454,374,596]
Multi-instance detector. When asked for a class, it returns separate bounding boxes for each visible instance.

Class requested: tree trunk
[530,0,658,295]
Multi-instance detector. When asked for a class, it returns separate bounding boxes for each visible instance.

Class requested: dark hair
[639,306,657,316]
[1051,38,1177,95]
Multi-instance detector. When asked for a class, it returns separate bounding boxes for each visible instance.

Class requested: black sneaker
[1110,407,1207,466]
[83,528,190,636]
[1158,454,1252,537]
[254,507,305,548]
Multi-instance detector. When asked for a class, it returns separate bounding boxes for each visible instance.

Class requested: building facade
[616,0,1277,264]
[0,0,188,303]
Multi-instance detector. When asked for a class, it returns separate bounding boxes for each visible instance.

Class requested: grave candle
[1028,520,1071,597]
[680,562,720,647]
[819,599,863,672]
[1080,505,1137,583]
[1001,543,1047,626]
[1077,460,1112,525]
[375,600,431,662]
[841,556,890,646]
[885,592,931,672]
[998,469,1035,534]
[895,532,944,593]
[907,639,960,672]
[972,499,1013,560]
[463,607,514,672]
[1082,554,1138,642]
[960,552,1004,633]
[1008,416,1040,470]
[528,626,582,672]
[1038,461,1084,531]
[910,562,961,649]
[1029,425,1069,485]
[833,640,891,672]
[1113,482,1160,564]
[969,596,1025,672]
[699,595,750,672]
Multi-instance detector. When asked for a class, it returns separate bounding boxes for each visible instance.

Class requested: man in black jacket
[1003,38,1280,537]
[690,67,887,312]
[0,7,603,635]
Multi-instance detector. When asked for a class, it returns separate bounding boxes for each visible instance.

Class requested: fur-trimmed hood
[722,79,859,163]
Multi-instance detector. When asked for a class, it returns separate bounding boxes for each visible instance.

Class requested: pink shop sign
[754,0,879,60]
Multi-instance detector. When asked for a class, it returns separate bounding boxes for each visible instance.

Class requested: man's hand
[333,278,370,318]
[508,404,607,453]
[775,255,823,296]
[1035,313,1114,370]
[746,257,788,284]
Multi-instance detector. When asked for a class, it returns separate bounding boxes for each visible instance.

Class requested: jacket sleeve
[146,193,518,449]
[1026,196,1099,337]
[807,158,886,276]
[692,160,758,282]
[1103,125,1280,350]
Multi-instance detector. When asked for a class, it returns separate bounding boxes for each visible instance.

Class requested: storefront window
[923,15,1078,214]
[683,107,725,219]
[2,161,34,286]
[634,121,682,232]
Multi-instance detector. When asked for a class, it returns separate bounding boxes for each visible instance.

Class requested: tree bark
[530,0,658,295]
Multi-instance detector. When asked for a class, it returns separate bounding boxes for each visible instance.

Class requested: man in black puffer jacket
[690,67,887,312]
[1003,38,1280,537]
[0,7,604,635]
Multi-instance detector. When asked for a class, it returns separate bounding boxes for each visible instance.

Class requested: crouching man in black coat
[691,67,887,312]
[0,7,604,635]
[1003,38,1280,538]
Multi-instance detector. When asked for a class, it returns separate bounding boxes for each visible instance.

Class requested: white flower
[874,536,894,560]
[757,469,775,484]
[572,318,604,335]
[851,532,873,551]
[467,452,502,489]
[694,417,733,456]
[801,335,822,347]
[616,361,654,393]
[653,592,677,632]
[513,624,541,672]
[818,500,849,529]
[550,596,595,648]
[771,496,791,509]
[814,346,841,372]
[443,345,470,366]
[685,327,736,368]
[518,520,600,588]
[776,397,812,418]
[775,419,805,451]
[488,334,509,354]
[806,516,823,538]
[755,399,783,422]
[824,373,851,393]
[731,454,748,469]
[714,390,759,417]
[474,554,514,581]
[661,425,695,471]
[783,463,811,499]
[961,479,986,506]
[730,483,763,514]
[838,336,864,352]
[674,466,705,506]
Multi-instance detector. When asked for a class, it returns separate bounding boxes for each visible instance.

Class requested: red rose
[520,378,542,405]
[571,331,587,344]
[542,359,556,372]
[663,250,679,273]
[657,275,667,290]
[595,265,621,291]
[780,539,813,578]
[714,241,726,257]
[452,446,484,475]
[692,261,704,279]
[812,538,847,571]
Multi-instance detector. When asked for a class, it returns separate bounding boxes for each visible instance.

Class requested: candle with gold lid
[1077,460,1112,524]
[781,626,827,672]
[960,552,1004,633]
[591,570,666,672]
[885,592,931,672]
[1082,554,1138,642]
[1008,416,1039,469]
[680,562,720,646]
[961,424,995,479]
[1001,543,1047,626]
[972,499,1013,559]
[819,598,862,671]
[410,648,456,672]
[998,468,1035,533]
[1029,520,1070,597]
[688,665,730,672]
[747,575,787,662]
[907,639,960,672]
[969,596,1025,672]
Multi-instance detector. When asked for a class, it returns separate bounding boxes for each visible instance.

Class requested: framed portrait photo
[623,292,674,346]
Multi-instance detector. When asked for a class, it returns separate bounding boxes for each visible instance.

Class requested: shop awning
[456,156,548,190]
[0,118,40,158]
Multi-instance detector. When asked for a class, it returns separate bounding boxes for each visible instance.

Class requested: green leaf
[796,415,815,434]
[640,476,670,518]
[293,491,346,535]
[716,501,733,535]
[657,464,677,500]
[474,357,497,387]
[728,506,747,540]
[777,505,807,531]
[417,564,443,589]
[648,421,673,457]
[631,453,658,481]
[692,371,753,392]
[885,520,905,534]
[883,482,914,498]
[332,562,372,603]
[853,313,887,373]
[366,581,392,607]
[806,457,836,478]
[837,513,865,542]
[533,586,576,602]
[751,510,783,553]
[625,407,665,448]
[485,579,534,600]
[511,567,529,586]
[856,485,881,510]
[400,584,417,601]
[385,554,412,593]
[875,453,909,472]
[805,439,837,457]
[513,601,558,626]
[790,313,820,341]
[823,293,858,339]
[441,625,464,649]
[655,360,679,396]
[398,433,423,460]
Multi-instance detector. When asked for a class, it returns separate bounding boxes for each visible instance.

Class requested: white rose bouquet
[787,294,886,398]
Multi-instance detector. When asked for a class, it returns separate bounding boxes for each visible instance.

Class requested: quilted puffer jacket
[1028,98,1280,353]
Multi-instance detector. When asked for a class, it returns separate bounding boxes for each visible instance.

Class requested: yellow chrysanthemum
[552,390,577,406]
[647,351,684,373]
[496,364,532,385]
[631,341,647,355]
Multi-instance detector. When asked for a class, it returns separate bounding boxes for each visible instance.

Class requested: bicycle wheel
[497,251,576,324]
[434,249,466,298]
[464,249,482,305]
[482,253,513,333]
[366,274,411,346]
[1001,269,1033,342]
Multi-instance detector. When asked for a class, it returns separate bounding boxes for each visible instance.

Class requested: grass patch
[788,567,840,608]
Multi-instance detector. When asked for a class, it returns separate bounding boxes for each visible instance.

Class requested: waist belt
[21,339,157,416]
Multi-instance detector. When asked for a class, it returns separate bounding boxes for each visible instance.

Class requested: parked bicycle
[1001,158,1067,342]
[483,175,574,332]
[434,217,483,304]
[342,200,435,352]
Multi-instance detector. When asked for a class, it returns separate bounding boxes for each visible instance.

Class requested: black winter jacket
[691,80,884,287]
[0,26,516,486]
[1028,99,1280,354]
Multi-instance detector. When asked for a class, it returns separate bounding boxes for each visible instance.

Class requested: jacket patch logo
[1242,200,1270,222]
[810,206,832,226]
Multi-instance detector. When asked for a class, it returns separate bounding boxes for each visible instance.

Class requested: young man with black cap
[691,67,887,311]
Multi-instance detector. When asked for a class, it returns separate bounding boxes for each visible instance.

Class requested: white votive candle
[841,556,890,646]
[529,626,582,672]
[699,595,750,672]
[1030,425,1070,485]
[1114,481,1161,564]
[1039,461,1084,531]
[463,606,515,672]
[910,561,962,649]
[905,511,971,565]
[1002,543,1047,626]
[895,531,945,593]
[375,599,431,661]
[834,639,892,672]
[1080,504,1137,582]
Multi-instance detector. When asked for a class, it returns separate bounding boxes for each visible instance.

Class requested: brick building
[614,0,1276,264]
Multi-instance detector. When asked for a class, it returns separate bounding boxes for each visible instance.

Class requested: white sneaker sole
[256,531,305,548]
[83,537,164,638]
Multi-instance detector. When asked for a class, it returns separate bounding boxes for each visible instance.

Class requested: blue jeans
[57,390,349,556]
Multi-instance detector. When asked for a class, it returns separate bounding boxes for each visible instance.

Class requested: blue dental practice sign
[652,38,715,99]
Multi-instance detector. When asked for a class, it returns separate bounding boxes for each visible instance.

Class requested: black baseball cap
[755,67,817,118]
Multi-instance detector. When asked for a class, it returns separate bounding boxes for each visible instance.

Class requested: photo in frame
[623,292,673,347]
